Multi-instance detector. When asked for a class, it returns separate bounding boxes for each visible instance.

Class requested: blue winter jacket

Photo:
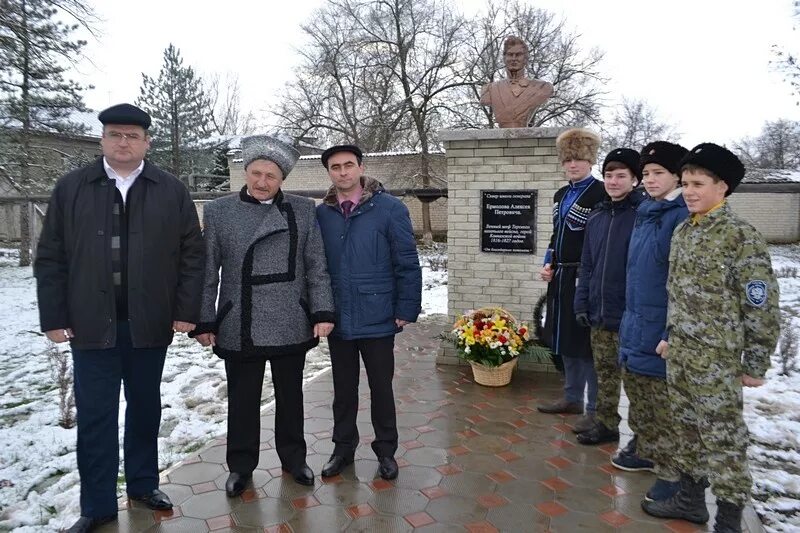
[574,190,645,332]
[316,177,422,340]
[618,190,689,378]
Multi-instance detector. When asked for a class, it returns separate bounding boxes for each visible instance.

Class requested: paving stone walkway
[101,317,764,532]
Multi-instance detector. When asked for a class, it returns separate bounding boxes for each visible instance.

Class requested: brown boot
[537,398,583,414]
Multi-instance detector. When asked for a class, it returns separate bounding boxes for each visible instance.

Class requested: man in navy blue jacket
[574,148,644,445]
[316,145,422,481]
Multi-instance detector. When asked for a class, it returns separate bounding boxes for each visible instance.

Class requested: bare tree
[777,309,798,376]
[771,1,800,104]
[601,97,679,155]
[733,119,800,170]
[46,340,75,429]
[458,1,607,129]
[206,73,256,136]
[274,0,471,241]
[272,2,411,152]
[347,0,472,242]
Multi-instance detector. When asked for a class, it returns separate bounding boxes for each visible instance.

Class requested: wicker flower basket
[469,358,518,387]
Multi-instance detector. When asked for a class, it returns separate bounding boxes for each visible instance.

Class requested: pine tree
[0,0,93,266]
[136,44,213,177]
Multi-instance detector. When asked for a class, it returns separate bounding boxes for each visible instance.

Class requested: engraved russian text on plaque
[480,190,537,253]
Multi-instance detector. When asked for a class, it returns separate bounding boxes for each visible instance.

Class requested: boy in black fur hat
[642,144,780,533]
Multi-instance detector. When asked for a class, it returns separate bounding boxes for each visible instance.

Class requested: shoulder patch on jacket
[746,280,767,308]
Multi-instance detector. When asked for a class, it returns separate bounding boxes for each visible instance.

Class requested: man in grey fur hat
[192,134,335,493]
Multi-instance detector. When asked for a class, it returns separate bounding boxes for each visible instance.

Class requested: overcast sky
[74,0,800,148]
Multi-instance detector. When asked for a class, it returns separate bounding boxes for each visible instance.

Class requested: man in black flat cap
[315,145,422,481]
[34,103,205,533]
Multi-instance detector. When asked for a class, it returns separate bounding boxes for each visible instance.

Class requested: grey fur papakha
[666,202,780,504]
[590,328,622,429]
[623,370,679,480]
[241,134,300,176]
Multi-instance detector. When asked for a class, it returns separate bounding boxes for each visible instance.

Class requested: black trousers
[328,335,397,459]
[224,351,307,474]
[72,321,167,517]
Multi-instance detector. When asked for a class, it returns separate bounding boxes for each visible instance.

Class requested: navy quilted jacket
[316,178,422,340]
[574,190,645,332]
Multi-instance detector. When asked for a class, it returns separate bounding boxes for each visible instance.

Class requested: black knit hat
[98,103,151,129]
[603,148,642,180]
[321,144,364,169]
[679,143,745,196]
[640,141,688,175]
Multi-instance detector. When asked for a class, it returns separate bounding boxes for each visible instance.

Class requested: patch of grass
[1,398,35,409]
[181,441,204,454]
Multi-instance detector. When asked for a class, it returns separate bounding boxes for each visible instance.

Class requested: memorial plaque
[481,190,537,253]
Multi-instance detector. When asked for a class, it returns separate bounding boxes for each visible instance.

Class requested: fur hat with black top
[321,144,364,169]
[241,134,300,178]
[98,103,151,130]
[639,141,688,175]
[679,143,745,196]
[603,148,642,180]
[556,128,601,164]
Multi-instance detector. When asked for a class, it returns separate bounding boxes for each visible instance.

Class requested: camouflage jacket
[667,202,780,378]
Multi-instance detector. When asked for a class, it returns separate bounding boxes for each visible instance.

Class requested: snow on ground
[746,244,800,532]
[0,246,447,531]
[3,242,799,531]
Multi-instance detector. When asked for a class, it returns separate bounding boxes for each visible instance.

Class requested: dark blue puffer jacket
[574,190,644,332]
[618,190,689,378]
[316,178,422,340]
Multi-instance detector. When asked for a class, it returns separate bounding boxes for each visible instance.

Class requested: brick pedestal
[437,127,569,372]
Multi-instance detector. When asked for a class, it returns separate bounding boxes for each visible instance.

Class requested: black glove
[575,313,591,328]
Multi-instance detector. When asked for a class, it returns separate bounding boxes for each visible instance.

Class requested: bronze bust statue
[480,36,554,128]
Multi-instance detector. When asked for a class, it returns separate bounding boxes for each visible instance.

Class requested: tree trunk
[18,0,31,267]
[420,201,433,244]
[19,204,31,267]
[418,134,434,244]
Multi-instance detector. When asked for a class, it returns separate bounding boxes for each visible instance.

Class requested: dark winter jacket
[542,176,607,358]
[618,189,689,378]
[34,158,205,349]
[316,177,422,340]
[192,188,336,360]
[574,190,646,331]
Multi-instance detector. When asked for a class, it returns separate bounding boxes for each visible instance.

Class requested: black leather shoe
[128,488,173,510]
[225,472,252,498]
[283,464,314,486]
[576,422,620,445]
[378,456,399,480]
[321,454,354,477]
[66,515,117,533]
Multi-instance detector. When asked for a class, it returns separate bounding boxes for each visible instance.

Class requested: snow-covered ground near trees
[0,243,797,532]
[0,245,447,532]
[745,244,800,532]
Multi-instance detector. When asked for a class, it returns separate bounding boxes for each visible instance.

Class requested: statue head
[503,36,528,76]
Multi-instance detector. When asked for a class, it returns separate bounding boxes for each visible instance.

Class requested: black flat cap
[98,103,151,129]
[603,148,642,180]
[321,144,363,168]
[680,143,745,196]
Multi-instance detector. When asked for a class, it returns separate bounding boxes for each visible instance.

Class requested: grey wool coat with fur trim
[192,187,336,360]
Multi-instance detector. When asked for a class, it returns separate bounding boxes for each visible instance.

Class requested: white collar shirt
[103,157,144,204]
[246,189,274,205]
